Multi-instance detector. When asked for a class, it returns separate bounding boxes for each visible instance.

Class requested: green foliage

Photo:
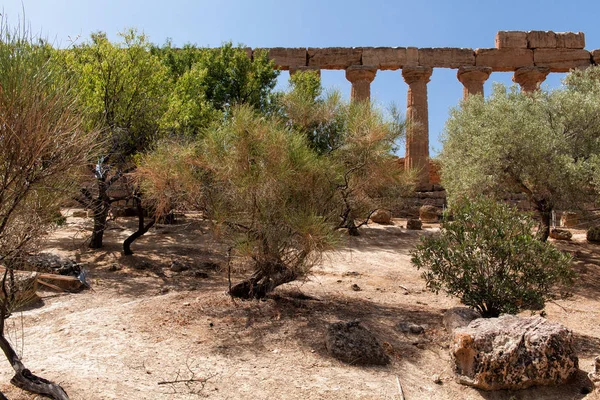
[441,72,600,240]
[160,43,279,137]
[62,29,171,158]
[411,198,574,317]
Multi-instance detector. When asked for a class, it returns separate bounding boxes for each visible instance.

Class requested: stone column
[402,66,433,186]
[457,66,492,99]
[512,67,550,93]
[289,66,321,77]
[345,66,377,102]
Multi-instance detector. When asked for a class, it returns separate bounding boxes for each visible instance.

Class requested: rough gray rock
[370,209,392,225]
[325,321,390,366]
[587,226,600,244]
[406,218,422,230]
[396,321,425,335]
[170,261,190,272]
[443,307,481,333]
[452,315,578,390]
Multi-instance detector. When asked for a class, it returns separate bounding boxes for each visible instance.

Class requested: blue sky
[3,0,598,155]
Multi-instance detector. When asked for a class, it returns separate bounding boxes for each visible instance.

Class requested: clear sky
[3,0,599,155]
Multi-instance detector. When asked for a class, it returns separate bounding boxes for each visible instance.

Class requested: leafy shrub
[411,198,574,317]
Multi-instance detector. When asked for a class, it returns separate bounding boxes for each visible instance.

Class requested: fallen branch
[395,375,405,400]
[158,378,207,385]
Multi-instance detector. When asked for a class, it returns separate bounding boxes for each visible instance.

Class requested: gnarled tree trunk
[123,195,155,256]
[228,263,297,299]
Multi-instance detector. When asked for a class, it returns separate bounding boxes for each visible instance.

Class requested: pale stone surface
[495,31,528,49]
[402,67,432,185]
[475,48,534,71]
[307,47,361,69]
[325,321,390,365]
[513,66,550,92]
[443,307,481,333]
[453,315,579,390]
[534,49,592,72]
[369,209,392,224]
[361,47,406,70]
[560,211,579,228]
[457,66,492,98]
[345,66,377,102]
[267,48,307,70]
[418,48,475,68]
[528,31,558,48]
[556,32,586,49]
[289,66,321,77]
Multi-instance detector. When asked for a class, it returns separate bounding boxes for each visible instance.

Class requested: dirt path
[0,212,598,399]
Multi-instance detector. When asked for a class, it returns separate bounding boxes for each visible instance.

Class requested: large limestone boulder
[370,209,392,225]
[550,228,572,241]
[325,321,390,366]
[587,226,600,244]
[452,315,578,390]
[419,205,440,223]
[443,307,481,333]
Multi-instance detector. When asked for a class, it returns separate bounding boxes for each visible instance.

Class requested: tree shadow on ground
[338,223,434,255]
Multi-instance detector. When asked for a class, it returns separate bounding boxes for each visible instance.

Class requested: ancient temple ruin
[251,31,596,187]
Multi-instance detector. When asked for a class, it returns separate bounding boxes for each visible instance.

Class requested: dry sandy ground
[0,211,598,400]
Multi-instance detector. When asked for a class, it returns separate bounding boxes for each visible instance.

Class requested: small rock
[159,287,169,294]
[170,261,189,272]
[325,320,390,366]
[351,284,361,292]
[194,271,209,279]
[336,280,342,283]
[443,307,481,333]
[370,209,392,225]
[108,264,120,272]
[419,205,440,223]
[550,228,572,241]
[183,302,191,307]
[406,218,422,230]
[71,210,87,218]
[433,374,443,384]
[342,271,360,277]
[396,322,425,335]
[134,261,152,270]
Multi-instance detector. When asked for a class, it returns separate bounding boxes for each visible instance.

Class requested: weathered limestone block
[513,67,550,92]
[556,32,585,49]
[345,66,377,101]
[443,307,481,333]
[587,226,600,244]
[452,316,578,390]
[457,66,492,98]
[592,49,600,65]
[267,47,307,70]
[307,47,362,69]
[495,31,528,49]
[560,211,579,228]
[550,228,572,241]
[361,47,406,70]
[370,209,392,224]
[406,218,422,230]
[325,321,390,365]
[406,47,419,67]
[418,48,475,68]
[419,205,440,223]
[475,48,534,71]
[534,49,592,72]
[528,31,558,48]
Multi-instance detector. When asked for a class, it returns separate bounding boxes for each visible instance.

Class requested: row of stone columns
[343,65,552,185]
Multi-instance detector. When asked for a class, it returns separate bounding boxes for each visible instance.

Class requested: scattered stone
[24,253,85,277]
[370,209,392,225]
[108,264,120,272]
[325,321,390,366]
[406,218,422,230]
[170,261,190,272]
[183,302,191,307]
[351,284,361,292]
[433,374,443,384]
[550,228,572,240]
[395,321,425,335]
[587,226,600,244]
[159,287,169,294]
[336,280,342,283]
[133,261,152,270]
[194,271,209,279]
[342,271,360,277]
[71,210,87,218]
[452,315,578,390]
[419,205,440,223]
[443,307,482,333]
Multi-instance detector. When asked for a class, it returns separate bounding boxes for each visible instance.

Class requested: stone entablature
[261,32,593,72]
[253,31,596,185]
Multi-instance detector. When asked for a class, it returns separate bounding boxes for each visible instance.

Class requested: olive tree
[441,70,600,241]
[0,20,97,399]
